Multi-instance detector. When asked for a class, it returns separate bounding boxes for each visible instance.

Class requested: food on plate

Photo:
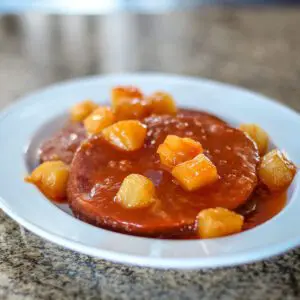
[26,86,297,239]
[147,91,177,115]
[171,153,218,191]
[157,135,203,169]
[67,112,259,236]
[39,122,86,164]
[84,106,115,134]
[102,120,147,151]
[240,123,269,155]
[111,86,143,109]
[116,174,156,208]
[197,207,244,238]
[25,161,69,202]
[114,97,151,120]
[70,100,98,122]
[258,149,296,191]
[38,109,224,166]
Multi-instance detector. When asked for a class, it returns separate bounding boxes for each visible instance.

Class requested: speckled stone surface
[1,8,300,299]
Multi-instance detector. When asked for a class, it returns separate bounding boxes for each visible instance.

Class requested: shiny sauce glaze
[39,109,288,238]
[39,109,223,165]
[241,189,286,230]
[67,112,279,238]
[39,121,86,165]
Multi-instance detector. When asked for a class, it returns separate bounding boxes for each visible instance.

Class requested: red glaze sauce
[39,109,288,238]
[67,113,262,238]
[242,190,286,230]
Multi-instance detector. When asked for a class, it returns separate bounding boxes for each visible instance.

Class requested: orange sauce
[55,189,288,234]
[38,110,290,238]
[243,190,287,231]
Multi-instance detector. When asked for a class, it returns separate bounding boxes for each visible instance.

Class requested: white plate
[0,73,300,270]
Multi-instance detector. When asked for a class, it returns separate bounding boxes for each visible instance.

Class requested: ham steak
[67,112,259,237]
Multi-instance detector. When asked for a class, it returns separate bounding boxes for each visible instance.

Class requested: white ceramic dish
[0,73,300,269]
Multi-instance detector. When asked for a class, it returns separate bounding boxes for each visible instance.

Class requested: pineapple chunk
[25,161,69,201]
[111,86,143,109]
[240,123,269,155]
[157,135,203,169]
[148,92,177,115]
[258,149,297,191]
[116,174,156,208]
[84,106,115,134]
[114,97,151,120]
[102,120,147,151]
[172,154,218,191]
[70,100,98,122]
[197,207,244,239]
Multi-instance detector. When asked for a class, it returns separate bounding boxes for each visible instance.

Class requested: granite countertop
[1,8,300,299]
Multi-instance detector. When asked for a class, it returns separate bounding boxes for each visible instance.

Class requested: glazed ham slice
[67,113,259,237]
[39,122,86,165]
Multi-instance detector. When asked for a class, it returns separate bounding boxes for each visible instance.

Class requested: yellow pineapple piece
[25,161,69,202]
[172,154,218,191]
[240,123,269,155]
[157,135,203,169]
[258,149,297,191]
[111,86,143,109]
[84,106,115,134]
[197,207,244,239]
[116,174,156,208]
[70,100,98,122]
[148,91,177,115]
[102,120,147,151]
[114,97,151,120]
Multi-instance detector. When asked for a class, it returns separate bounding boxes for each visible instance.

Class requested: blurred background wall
[0,3,300,111]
